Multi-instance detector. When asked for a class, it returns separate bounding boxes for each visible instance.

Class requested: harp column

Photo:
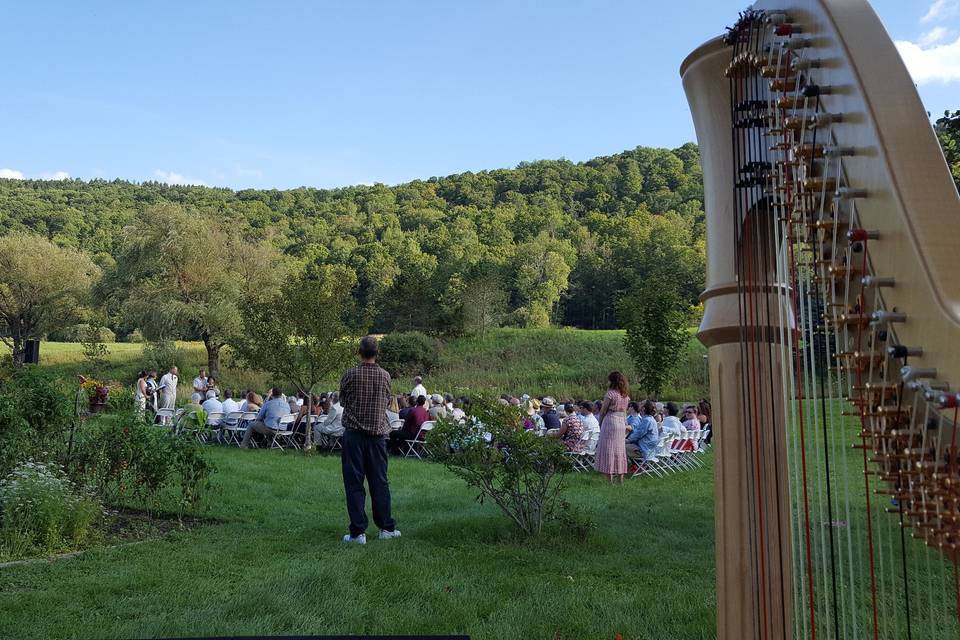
[682,37,795,640]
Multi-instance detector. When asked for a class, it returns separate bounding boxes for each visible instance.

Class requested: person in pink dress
[593,371,630,484]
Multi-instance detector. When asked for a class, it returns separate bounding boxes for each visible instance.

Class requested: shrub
[377,331,443,378]
[69,415,215,514]
[0,461,101,557]
[142,340,186,374]
[49,323,116,343]
[0,368,72,478]
[125,329,146,343]
[428,397,576,536]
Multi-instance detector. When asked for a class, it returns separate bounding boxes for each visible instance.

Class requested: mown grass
[0,448,717,640]
[9,328,708,402]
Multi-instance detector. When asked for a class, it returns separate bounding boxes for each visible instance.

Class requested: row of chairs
[563,425,712,478]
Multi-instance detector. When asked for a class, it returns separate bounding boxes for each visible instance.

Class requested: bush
[428,397,577,536]
[378,331,443,378]
[0,461,101,557]
[0,368,73,478]
[48,324,116,343]
[142,340,186,374]
[124,329,146,343]
[69,415,215,514]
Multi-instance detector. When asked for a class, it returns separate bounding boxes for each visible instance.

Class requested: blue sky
[2,0,958,189]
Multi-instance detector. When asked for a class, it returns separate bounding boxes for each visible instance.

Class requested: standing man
[339,336,400,544]
[411,376,427,401]
[192,368,209,398]
[158,366,179,424]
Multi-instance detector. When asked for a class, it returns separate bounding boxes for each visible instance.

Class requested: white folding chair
[219,410,245,445]
[154,407,175,426]
[390,419,404,431]
[403,421,434,459]
[269,414,298,450]
[204,411,225,444]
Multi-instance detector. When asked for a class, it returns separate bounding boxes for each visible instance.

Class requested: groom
[338,335,401,544]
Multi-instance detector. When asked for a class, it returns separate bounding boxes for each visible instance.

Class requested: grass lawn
[0,448,717,640]
[7,327,709,403]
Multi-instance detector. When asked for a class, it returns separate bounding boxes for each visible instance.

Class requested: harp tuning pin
[810,112,842,127]
[861,275,895,288]
[888,344,921,358]
[766,12,789,25]
[802,84,831,98]
[901,366,937,383]
[783,37,812,50]
[872,310,906,325]
[937,393,960,409]
[848,228,880,242]
[836,188,869,200]
[791,57,821,71]
[825,146,855,158]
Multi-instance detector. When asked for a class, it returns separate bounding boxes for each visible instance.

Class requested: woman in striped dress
[593,371,630,484]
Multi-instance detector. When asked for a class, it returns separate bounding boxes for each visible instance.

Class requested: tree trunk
[202,334,221,380]
[10,327,26,367]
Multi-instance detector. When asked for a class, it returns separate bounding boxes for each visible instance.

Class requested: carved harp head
[681,1,960,638]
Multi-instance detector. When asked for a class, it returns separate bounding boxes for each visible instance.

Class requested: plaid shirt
[339,362,392,436]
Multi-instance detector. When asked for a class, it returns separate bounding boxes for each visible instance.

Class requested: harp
[681,1,960,638]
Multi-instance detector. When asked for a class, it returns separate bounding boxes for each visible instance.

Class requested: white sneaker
[342,533,366,544]
[378,529,402,540]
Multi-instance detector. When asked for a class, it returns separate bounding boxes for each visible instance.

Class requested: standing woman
[134,371,148,417]
[593,371,630,484]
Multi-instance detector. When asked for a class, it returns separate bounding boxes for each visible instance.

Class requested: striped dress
[593,389,629,475]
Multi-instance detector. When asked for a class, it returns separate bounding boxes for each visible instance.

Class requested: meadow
[20,327,709,402]
[0,448,718,640]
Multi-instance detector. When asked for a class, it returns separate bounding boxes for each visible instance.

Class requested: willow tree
[98,204,286,378]
[0,233,99,366]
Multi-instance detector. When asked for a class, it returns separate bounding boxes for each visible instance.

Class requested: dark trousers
[341,429,396,537]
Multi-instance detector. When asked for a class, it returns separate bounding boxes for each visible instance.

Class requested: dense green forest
[0,144,706,337]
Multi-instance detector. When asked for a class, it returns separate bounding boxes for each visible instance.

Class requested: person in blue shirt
[626,400,660,461]
[241,387,291,448]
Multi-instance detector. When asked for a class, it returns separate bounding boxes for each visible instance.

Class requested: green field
[16,328,709,402]
[0,448,717,640]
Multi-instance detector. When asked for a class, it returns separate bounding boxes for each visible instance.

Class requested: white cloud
[38,170,70,180]
[895,35,960,83]
[235,167,264,179]
[0,168,25,179]
[922,0,960,23]
[153,169,206,186]
[920,26,950,45]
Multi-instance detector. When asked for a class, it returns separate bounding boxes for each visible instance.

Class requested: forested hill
[0,144,705,333]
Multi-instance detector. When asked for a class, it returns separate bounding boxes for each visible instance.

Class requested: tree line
[0,145,708,378]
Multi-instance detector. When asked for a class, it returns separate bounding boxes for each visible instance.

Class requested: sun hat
[431,393,444,404]
[541,396,556,408]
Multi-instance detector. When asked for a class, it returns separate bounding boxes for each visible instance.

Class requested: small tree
[0,233,99,366]
[231,269,357,451]
[462,274,508,336]
[428,397,574,536]
[618,270,691,397]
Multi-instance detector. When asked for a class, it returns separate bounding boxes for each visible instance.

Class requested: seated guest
[524,399,544,431]
[201,389,223,415]
[552,403,585,452]
[698,399,713,444]
[681,404,702,450]
[386,395,400,424]
[397,395,413,420]
[451,398,466,421]
[444,393,455,413]
[429,393,447,421]
[540,397,561,430]
[294,394,322,434]
[626,400,660,461]
[578,401,600,436]
[317,396,344,438]
[244,391,263,413]
[393,396,430,440]
[221,389,240,416]
[329,392,341,415]
[661,402,684,437]
[190,392,204,405]
[241,388,289,448]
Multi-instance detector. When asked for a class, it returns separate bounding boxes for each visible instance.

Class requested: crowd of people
[133,365,712,485]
